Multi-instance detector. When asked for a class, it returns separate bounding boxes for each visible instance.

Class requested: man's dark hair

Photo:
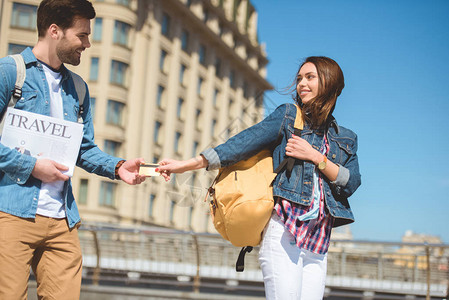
[37,0,96,37]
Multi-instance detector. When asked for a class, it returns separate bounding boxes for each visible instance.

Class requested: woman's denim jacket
[201,103,361,227]
[0,48,122,228]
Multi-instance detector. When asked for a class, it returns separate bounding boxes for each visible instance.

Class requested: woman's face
[296,62,319,104]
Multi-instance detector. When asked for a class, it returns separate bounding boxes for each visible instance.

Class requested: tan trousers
[0,211,82,300]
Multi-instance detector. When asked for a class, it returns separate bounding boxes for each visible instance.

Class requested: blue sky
[254,0,449,243]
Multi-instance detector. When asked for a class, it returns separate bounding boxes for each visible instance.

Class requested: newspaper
[0,108,83,177]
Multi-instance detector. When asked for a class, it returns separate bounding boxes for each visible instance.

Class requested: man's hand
[31,159,70,183]
[117,158,146,185]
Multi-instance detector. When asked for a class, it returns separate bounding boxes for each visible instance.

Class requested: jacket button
[332,154,336,159]
[17,178,21,182]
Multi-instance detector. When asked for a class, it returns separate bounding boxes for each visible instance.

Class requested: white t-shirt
[36,63,66,218]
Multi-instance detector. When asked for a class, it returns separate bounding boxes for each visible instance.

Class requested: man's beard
[56,38,82,66]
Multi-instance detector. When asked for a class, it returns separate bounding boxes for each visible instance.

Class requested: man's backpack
[0,54,87,133]
[207,104,303,271]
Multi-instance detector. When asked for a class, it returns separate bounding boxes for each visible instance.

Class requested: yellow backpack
[207,104,303,271]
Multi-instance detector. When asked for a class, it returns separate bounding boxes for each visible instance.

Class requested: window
[149,194,156,217]
[8,43,27,55]
[90,57,99,81]
[229,70,236,88]
[114,20,131,47]
[156,85,164,108]
[104,140,121,156]
[218,22,224,37]
[190,173,197,186]
[106,100,125,125]
[181,30,189,52]
[78,179,88,205]
[11,3,37,30]
[215,58,221,77]
[110,60,128,86]
[199,44,206,65]
[211,119,216,137]
[227,127,233,139]
[159,50,167,72]
[116,0,130,6]
[93,18,103,42]
[154,121,162,144]
[99,181,117,207]
[243,81,250,99]
[229,98,234,113]
[177,98,184,119]
[195,109,202,130]
[192,141,199,155]
[169,200,176,223]
[213,89,219,106]
[174,132,182,153]
[179,64,186,85]
[161,13,170,37]
[204,214,210,231]
[89,97,96,120]
[197,77,203,96]
[188,206,193,228]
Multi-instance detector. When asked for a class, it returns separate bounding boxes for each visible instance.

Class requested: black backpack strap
[274,127,302,178]
[236,246,253,272]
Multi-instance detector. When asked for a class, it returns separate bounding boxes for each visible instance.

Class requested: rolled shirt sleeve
[200,148,221,171]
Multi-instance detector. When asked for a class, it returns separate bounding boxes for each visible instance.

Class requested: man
[0,0,145,299]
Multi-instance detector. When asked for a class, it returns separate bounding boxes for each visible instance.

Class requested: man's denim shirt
[202,103,361,227]
[0,48,122,228]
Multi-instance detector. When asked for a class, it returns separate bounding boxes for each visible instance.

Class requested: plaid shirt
[274,136,334,255]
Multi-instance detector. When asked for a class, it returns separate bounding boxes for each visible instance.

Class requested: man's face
[56,17,91,66]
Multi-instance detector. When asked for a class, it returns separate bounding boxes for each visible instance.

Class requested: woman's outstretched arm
[158,155,208,180]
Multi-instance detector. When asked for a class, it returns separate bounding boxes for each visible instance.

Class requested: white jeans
[258,213,328,300]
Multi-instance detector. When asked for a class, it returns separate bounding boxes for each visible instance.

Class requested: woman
[158,56,361,299]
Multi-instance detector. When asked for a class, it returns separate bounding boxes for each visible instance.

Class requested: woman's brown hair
[295,56,345,129]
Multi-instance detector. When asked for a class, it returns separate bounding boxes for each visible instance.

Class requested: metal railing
[78,223,449,299]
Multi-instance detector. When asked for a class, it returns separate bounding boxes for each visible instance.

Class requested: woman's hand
[285,135,321,164]
[157,159,186,181]
[286,135,339,181]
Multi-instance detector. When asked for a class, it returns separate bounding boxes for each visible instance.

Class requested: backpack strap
[69,70,86,123]
[273,104,303,177]
[0,54,26,130]
[236,246,253,272]
[10,54,26,104]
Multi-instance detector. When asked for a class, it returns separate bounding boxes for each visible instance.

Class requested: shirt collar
[21,47,71,81]
[327,116,340,134]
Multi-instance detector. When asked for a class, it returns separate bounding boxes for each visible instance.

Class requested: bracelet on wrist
[115,160,126,179]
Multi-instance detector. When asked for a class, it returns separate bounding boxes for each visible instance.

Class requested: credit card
[139,164,160,176]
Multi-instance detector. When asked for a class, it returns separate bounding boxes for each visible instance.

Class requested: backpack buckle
[13,86,22,99]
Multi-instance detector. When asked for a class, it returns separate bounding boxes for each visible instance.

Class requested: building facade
[0,0,272,233]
